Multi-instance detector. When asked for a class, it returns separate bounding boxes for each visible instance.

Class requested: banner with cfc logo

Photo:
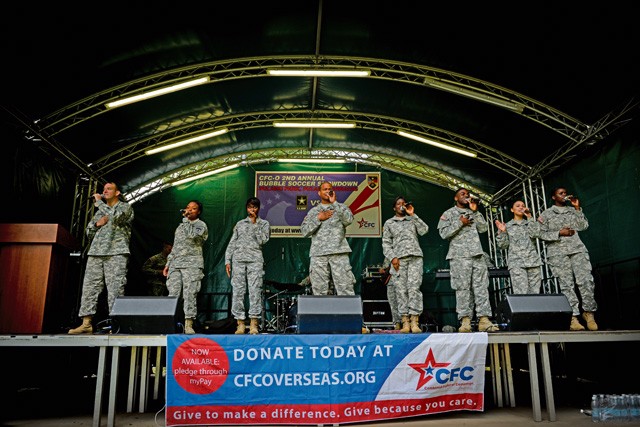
[166,333,488,426]
[255,171,381,237]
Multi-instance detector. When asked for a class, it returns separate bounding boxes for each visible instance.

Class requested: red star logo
[357,218,368,228]
[408,348,450,390]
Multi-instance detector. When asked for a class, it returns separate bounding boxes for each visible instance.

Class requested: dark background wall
[2,120,639,331]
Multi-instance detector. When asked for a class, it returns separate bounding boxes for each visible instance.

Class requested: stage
[1,330,639,427]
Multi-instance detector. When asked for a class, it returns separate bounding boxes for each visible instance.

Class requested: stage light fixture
[145,129,229,155]
[397,130,477,158]
[105,77,211,109]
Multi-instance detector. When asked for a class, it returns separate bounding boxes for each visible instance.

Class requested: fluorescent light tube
[105,77,210,109]
[397,130,477,158]
[145,129,228,155]
[267,69,370,77]
[277,158,345,163]
[424,79,524,113]
[273,122,356,128]
[172,164,239,186]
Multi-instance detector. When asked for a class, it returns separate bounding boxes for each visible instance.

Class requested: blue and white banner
[166,333,488,425]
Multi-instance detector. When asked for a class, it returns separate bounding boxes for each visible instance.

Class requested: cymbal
[265,280,304,293]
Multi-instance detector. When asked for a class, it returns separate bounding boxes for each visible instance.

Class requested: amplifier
[361,277,388,300]
[363,300,393,323]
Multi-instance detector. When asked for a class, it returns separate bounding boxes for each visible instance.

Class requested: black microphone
[179,209,186,214]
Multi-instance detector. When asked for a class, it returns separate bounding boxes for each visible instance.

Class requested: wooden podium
[0,224,79,334]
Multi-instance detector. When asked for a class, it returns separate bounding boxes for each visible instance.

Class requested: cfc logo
[357,218,375,228]
[408,348,474,390]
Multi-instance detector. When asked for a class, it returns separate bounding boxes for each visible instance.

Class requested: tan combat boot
[478,316,499,332]
[235,319,246,334]
[394,322,402,331]
[400,315,411,333]
[68,315,93,335]
[570,316,585,331]
[458,316,472,333]
[184,318,195,335]
[249,318,259,335]
[582,312,598,331]
[410,315,421,333]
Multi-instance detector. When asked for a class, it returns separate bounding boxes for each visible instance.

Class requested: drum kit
[262,279,311,333]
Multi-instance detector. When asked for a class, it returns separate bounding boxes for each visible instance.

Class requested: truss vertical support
[70,175,98,249]
[487,204,510,313]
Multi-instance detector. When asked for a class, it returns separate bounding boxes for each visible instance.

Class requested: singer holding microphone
[538,187,598,331]
[69,182,134,334]
[164,200,208,334]
[438,188,499,333]
[495,200,543,294]
[382,196,429,333]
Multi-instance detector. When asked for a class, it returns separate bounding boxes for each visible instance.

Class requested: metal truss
[35,55,589,144]
[122,147,487,204]
[70,176,100,248]
[492,98,638,205]
[92,109,530,182]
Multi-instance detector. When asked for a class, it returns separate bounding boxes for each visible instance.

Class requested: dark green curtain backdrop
[125,131,640,328]
[128,164,466,325]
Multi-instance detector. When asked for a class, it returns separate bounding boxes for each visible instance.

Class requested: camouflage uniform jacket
[142,252,168,282]
[437,206,487,259]
[167,217,208,269]
[382,215,428,260]
[496,218,542,268]
[86,199,134,256]
[224,217,270,264]
[538,205,589,257]
[301,202,353,256]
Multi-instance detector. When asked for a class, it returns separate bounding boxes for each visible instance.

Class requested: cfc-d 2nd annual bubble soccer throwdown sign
[255,171,381,237]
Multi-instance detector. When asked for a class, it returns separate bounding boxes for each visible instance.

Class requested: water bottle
[591,394,601,422]
[631,394,640,422]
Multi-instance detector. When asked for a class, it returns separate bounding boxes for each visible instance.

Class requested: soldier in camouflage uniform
[225,197,270,335]
[382,196,429,333]
[164,200,208,335]
[141,242,172,296]
[301,181,356,296]
[437,188,499,333]
[69,182,134,334]
[495,200,542,294]
[538,187,598,331]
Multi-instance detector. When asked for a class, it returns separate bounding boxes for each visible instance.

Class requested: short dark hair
[550,187,565,198]
[190,200,203,214]
[246,197,260,209]
[393,195,405,207]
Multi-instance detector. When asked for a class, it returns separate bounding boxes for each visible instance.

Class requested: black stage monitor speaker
[296,295,363,334]
[497,294,572,331]
[110,296,183,334]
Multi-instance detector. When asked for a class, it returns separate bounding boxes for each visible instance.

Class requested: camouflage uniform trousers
[150,281,168,296]
[78,255,128,317]
[450,255,492,320]
[230,260,264,320]
[167,267,203,319]
[509,266,542,294]
[310,254,355,296]
[394,256,424,316]
[386,274,401,324]
[547,252,597,315]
